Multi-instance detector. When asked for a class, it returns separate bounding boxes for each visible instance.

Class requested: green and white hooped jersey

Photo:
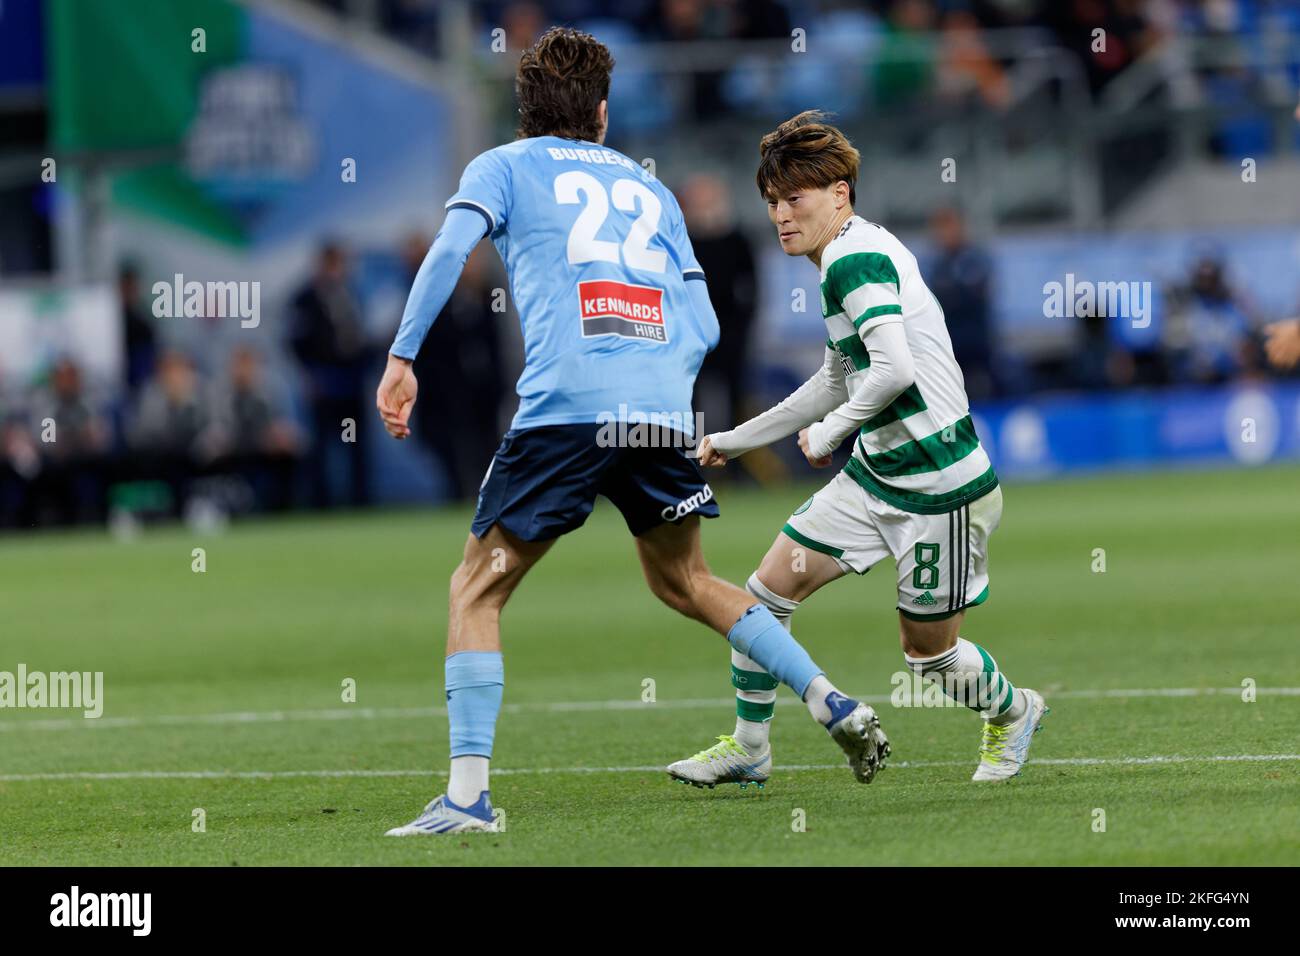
[820,216,997,514]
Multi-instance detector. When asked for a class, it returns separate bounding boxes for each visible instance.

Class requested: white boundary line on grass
[1,686,1296,733]
[2,753,1299,782]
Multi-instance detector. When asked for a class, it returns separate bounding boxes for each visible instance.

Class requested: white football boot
[823,692,891,784]
[972,688,1049,782]
[384,792,500,835]
[667,734,771,789]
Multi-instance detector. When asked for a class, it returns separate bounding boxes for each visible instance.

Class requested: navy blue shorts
[471,424,720,542]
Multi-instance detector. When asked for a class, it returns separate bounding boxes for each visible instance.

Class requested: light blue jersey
[410,136,718,435]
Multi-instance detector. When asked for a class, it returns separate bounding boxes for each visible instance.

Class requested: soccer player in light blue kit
[377,28,888,836]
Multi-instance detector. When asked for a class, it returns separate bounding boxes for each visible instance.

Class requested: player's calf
[673,573,808,772]
[447,526,552,654]
[640,517,885,784]
[902,626,1045,781]
[729,575,797,751]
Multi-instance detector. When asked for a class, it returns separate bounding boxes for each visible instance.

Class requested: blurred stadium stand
[0,0,1297,530]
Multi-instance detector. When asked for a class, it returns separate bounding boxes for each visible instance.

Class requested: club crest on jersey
[578,279,667,343]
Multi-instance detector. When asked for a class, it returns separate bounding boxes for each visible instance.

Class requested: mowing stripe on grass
[2,753,1298,783]
[1,685,1296,733]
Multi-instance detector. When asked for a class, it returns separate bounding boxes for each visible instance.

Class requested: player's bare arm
[378,203,488,443]
[376,354,417,440]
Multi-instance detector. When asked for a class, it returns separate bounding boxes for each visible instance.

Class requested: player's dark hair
[756,110,859,206]
[516,27,614,143]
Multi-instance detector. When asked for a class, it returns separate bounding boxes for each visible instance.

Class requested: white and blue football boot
[384,792,500,836]
[667,734,771,789]
[972,688,1049,781]
[823,691,891,784]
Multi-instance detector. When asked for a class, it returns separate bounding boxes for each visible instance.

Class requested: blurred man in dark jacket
[927,206,997,400]
[680,174,757,436]
[290,242,371,508]
[403,235,505,501]
[119,263,157,395]
[32,358,112,524]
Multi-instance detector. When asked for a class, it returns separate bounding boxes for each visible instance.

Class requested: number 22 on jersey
[554,171,667,273]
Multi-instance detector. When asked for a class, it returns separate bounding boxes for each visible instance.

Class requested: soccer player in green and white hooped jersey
[667,111,1049,787]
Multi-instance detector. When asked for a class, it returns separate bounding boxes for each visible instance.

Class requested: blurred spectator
[381,0,442,54]
[503,1,546,50]
[128,350,211,513]
[641,0,728,120]
[129,350,209,455]
[681,173,757,433]
[725,0,790,40]
[119,262,158,394]
[0,411,39,529]
[1073,307,1163,391]
[926,207,998,399]
[290,242,372,509]
[1264,96,1300,369]
[407,236,506,501]
[1162,255,1259,383]
[937,9,1010,111]
[1045,0,1164,96]
[872,0,936,111]
[202,347,305,512]
[30,359,112,525]
[1204,67,1273,158]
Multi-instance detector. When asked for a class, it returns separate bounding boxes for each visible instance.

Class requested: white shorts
[782,471,1002,620]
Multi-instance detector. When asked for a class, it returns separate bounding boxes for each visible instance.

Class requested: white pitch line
[2,753,1299,783]
[1,686,1297,734]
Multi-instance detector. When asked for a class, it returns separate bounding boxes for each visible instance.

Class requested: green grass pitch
[2,465,1297,866]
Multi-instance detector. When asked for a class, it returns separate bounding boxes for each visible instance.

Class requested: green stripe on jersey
[821,252,900,310]
[860,382,928,433]
[830,332,871,372]
[862,414,981,478]
[852,304,903,329]
[844,458,999,514]
[732,665,779,692]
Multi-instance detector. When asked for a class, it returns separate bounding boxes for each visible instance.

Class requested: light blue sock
[445,651,504,758]
[726,604,822,700]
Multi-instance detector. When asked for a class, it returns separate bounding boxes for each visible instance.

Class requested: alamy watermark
[595,404,706,451]
[1043,273,1151,328]
[152,273,260,328]
[50,886,150,936]
[0,664,103,718]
